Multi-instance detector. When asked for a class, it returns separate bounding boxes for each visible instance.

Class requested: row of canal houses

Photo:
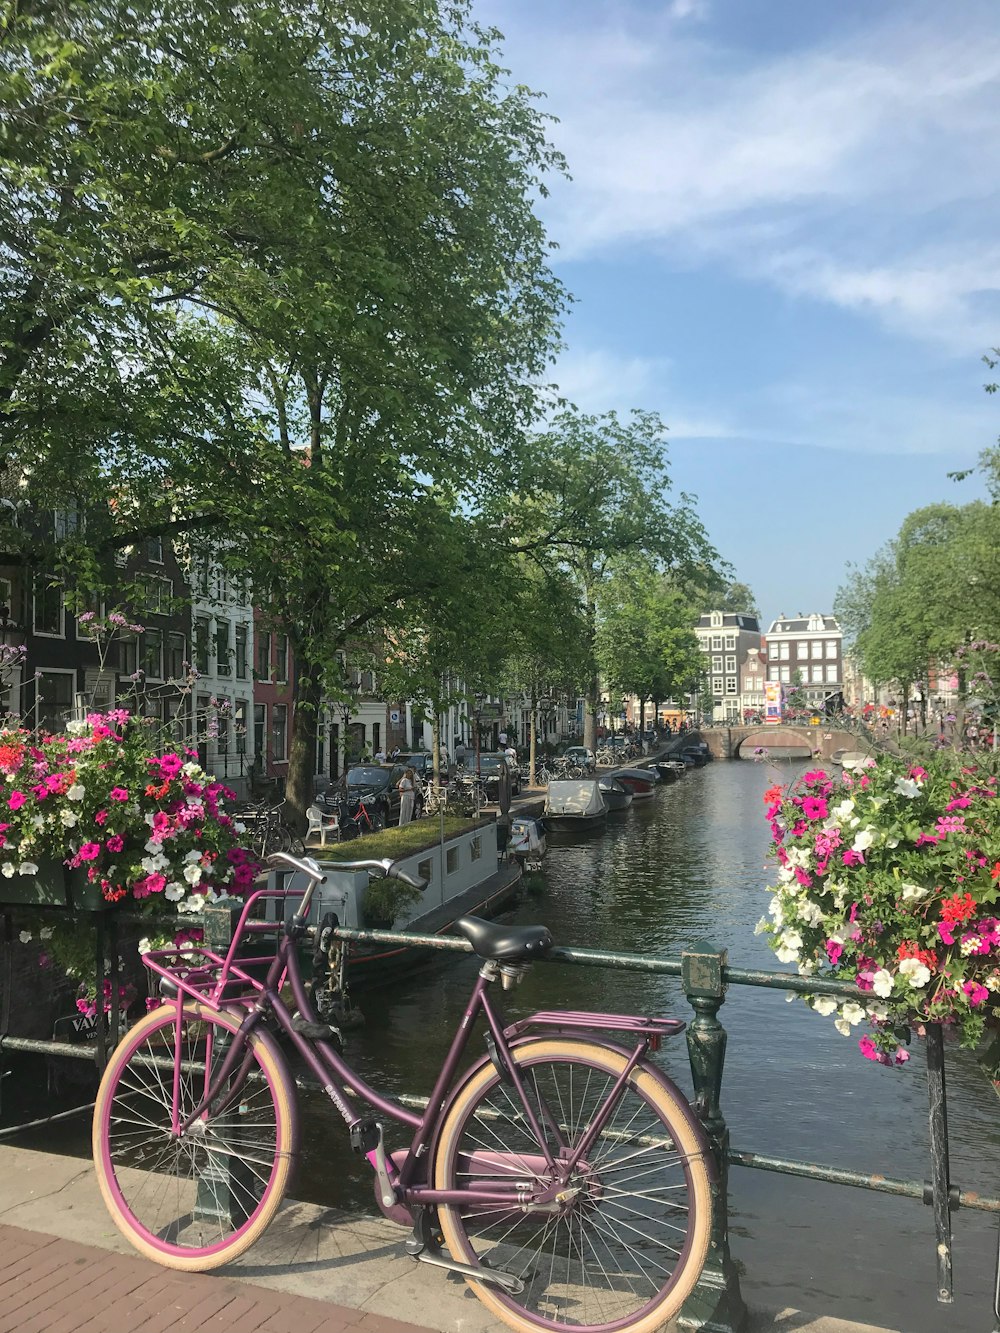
[0,521,432,798]
[0,515,577,797]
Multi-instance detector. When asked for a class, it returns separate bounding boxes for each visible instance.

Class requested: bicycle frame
[142,883,694,1215]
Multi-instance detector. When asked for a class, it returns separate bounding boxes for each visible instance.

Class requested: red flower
[940,892,977,924]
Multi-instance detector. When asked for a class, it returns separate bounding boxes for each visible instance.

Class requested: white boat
[544,780,609,833]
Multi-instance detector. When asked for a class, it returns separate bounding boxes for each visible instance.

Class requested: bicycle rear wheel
[433,1037,712,1333]
[93,1000,298,1271]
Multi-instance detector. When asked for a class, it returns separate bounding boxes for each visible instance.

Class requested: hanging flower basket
[758,753,1000,1065]
[1,711,260,1011]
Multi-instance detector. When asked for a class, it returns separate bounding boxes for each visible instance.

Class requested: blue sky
[473,0,1000,625]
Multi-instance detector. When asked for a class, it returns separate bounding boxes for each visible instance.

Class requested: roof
[696,612,762,631]
[767,614,841,635]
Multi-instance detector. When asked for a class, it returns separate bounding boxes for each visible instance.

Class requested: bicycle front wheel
[433,1038,712,1333]
[93,1000,298,1271]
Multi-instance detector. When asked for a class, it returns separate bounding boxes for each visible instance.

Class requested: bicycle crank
[412,1248,525,1295]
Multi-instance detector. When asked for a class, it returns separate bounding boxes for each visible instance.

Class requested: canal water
[9,757,999,1329]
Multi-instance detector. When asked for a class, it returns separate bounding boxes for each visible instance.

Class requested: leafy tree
[717,580,760,618]
[506,407,725,749]
[2,1,569,821]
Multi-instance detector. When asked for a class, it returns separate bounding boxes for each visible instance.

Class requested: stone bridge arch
[698,726,858,761]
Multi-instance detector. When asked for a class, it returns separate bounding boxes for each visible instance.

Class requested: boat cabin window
[446,847,459,875]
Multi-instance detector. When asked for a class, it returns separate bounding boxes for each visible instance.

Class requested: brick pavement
[0,1224,432,1333]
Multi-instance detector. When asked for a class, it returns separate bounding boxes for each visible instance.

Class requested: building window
[797,641,809,658]
[711,635,722,651]
[167,633,186,681]
[811,641,823,658]
[780,666,790,683]
[768,666,779,681]
[254,703,266,759]
[725,656,736,673]
[826,664,838,683]
[194,617,211,675]
[117,632,138,676]
[235,624,248,679]
[811,665,824,683]
[272,703,288,760]
[142,627,163,680]
[234,699,248,755]
[35,669,74,729]
[768,643,779,659]
[216,618,231,675]
[137,576,172,615]
[725,678,737,694]
[712,677,723,695]
[256,631,270,680]
[32,574,63,637]
[275,635,288,684]
[825,640,837,659]
[725,636,736,650]
[146,535,163,563]
[779,642,789,660]
[712,656,722,672]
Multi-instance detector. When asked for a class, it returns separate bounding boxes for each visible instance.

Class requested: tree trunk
[530,690,539,785]
[432,710,443,786]
[285,659,323,832]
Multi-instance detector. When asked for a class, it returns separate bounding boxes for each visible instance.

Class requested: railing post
[679,940,748,1333]
[924,1023,954,1304]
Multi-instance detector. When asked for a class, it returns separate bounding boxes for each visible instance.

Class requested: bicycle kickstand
[404,1207,525,1295]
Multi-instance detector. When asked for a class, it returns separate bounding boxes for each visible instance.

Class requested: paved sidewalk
[0,1223,427,1333]
[0,1146,900,1333]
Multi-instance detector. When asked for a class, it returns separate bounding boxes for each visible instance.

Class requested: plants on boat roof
[362,871,424,928]
[758,752,1000,1066]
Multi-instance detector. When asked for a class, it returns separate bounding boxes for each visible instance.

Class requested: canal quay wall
[0,1144,903,1333]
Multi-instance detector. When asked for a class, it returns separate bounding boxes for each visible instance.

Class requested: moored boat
[653,760,682,783]
[544,779,609,833]
[615,768,657,799]
[598,776,633,811]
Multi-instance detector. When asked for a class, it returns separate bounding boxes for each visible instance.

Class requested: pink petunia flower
[109,787,129,802]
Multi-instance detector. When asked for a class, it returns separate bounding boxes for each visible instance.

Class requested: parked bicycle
[92,851,713,1333]
[238,798,305,857]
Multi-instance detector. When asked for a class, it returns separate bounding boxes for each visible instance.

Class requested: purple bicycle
[92,852,713,1333]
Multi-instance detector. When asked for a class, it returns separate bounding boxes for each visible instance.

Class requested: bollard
[678,940,749,1333]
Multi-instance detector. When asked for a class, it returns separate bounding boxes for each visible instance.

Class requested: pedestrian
[391,745,401,760]
[374,745,386,764]
[505,740,517,766]
[455,736,467,767]
[397,767,416,825]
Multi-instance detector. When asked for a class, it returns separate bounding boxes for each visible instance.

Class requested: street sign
[390,710,400,723]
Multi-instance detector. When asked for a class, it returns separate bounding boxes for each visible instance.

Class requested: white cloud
[485,1,1000,351]
[547,345,668,413]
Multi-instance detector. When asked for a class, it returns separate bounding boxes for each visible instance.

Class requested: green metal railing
[3,917,999,1333]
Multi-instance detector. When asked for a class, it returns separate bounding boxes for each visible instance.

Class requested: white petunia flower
[832,799,855,819]
[3,861,18,878]
[852,828,876,852]
[18,861,38,875]
[866,1001,889,1020]
[183,863,202,885]
[164,882,185,902]
[840,1001,866,1026]
[798,899,825,927]
[66,783,85,801]
[65,720,88,736]
[137,937,152,954]
[754,918,769,935]
[901,883,928,901]
[834,1017,852,1036]
[18,930,32,944]
[797,959,817,976]
[813,996,838,1016]
[871,969,894,998]
[894,777,921,799]
[184,849,202,863]
[31,815,44,830]
[59,809,78,828]
[898,957,930,988]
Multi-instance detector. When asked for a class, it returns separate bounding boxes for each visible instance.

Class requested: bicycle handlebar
[266,851,429,895]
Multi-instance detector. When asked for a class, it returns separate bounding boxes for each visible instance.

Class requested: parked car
[399,752,454,781]
[475,753,522,800]
[316,764,423,826]
[562,745,596,773]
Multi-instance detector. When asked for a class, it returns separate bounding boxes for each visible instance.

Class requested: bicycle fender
[426,1035,719,1186]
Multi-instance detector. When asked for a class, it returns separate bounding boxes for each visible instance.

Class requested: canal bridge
[696,724,858,761]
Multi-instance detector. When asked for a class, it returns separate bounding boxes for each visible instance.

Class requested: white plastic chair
[306,804,340,847]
